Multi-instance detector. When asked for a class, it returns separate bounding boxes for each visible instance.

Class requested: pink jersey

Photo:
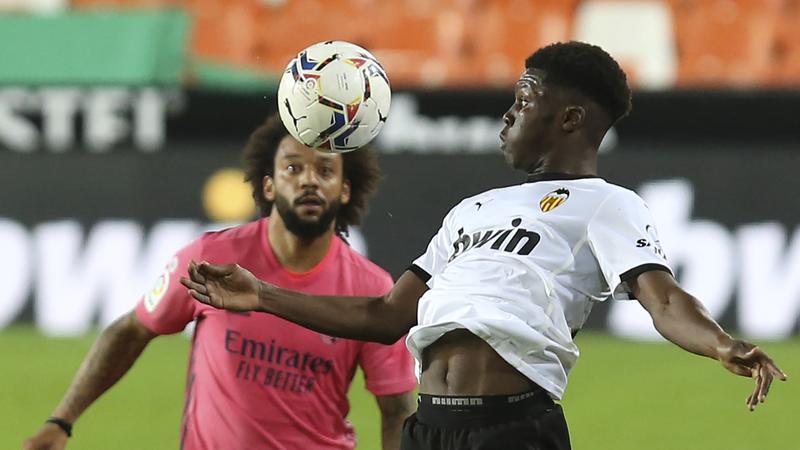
[135,218,416,450]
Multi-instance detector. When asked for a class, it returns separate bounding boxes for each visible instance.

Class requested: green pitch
[2,326,796,449]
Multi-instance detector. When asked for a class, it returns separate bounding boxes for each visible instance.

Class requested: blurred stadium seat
[64,0,800,88]
[72,0,181,7]
[470,0,579,87]
[574,1,677,89]
[0,0,66,12]
[669,0,781,86]
[771,0,800,85]
[188,0,258,68]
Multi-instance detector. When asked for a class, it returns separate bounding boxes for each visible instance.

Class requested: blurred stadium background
[0,0,797,449]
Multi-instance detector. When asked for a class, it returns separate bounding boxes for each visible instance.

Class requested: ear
[262,175,275,202]
[561,105,586,132]
[340,178,351,205]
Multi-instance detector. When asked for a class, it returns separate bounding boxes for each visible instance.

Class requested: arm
[182,261,428,344]
[376,392,416,450]
[631,270,787,410]
[23,311,156,450]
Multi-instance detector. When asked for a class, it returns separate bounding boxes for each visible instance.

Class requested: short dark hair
[242,114,382,235]
[525,41,632,124]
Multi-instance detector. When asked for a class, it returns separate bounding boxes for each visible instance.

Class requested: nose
[299,167,320,189]
[502,107,514,127]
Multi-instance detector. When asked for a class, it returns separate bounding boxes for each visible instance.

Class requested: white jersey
[407,173,671,400]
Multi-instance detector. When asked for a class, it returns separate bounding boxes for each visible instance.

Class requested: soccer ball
[277,41,391,153]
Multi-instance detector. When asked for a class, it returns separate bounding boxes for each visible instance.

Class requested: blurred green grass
[2,326,796,450]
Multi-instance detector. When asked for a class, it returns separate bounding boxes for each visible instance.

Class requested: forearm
[258,283,409,344]
[649,289,733,359]
[51,312,155,422]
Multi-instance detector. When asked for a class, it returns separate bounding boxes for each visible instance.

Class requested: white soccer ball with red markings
[277,41,391,153]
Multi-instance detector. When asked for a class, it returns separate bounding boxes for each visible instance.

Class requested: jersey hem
[408,322,568,400]
[134,305,189,335]
[619,263,672,282]
[366,377,418,396]
[408,264,432,282]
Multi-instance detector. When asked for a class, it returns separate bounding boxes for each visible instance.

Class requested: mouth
[295,195,325,213]
[499,130,507,151]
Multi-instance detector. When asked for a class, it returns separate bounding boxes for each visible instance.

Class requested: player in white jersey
[180,42,786,450]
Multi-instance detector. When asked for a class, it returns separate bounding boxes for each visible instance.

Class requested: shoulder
[461,184,522,205]
[196,219,265,256]
[337,239,394,293]
[445,185,520,218]
[587,182,653,227]
[201,218,263,243]
[592,181,648,211]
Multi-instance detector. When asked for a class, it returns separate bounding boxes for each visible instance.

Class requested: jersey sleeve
[134,238,204,334]
[358,338,417,396]
[409,206,456,287]
[358,273,417,396]
[587,189,672,301]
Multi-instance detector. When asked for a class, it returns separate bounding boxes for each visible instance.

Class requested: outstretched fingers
[188,260,206,283]
[760,370,774,403]
[726,344,787,411]
[180,276,212,304]
[745,359,788,411]
[189,289,212,305]
[750,366,770,410]
[747,370,762,411]
[758,360,787,405]
[768,360,788,381]
[180,276,208,295]
[197,261,238,277]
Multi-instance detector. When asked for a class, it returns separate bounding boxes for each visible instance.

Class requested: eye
[319,166,334,178]
[515,89,532,106]
[287,164,300,173]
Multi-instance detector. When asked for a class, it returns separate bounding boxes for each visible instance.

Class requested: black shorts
[401,389,571,450]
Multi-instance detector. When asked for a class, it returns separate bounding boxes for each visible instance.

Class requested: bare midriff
[418,328,537,396]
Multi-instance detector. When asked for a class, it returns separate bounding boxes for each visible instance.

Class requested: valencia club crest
[539,188,570,212]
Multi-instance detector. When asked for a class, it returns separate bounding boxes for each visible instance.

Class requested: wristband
[45,417,73,437]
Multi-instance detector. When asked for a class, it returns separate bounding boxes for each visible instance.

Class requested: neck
[528,145,598,177]
[267,214,335,273]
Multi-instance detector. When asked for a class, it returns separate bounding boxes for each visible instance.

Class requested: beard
[274,192,341,241]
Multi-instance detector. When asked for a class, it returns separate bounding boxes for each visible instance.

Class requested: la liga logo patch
[144,256,178,313]
[143,273,169,313]
[539,188,570,212]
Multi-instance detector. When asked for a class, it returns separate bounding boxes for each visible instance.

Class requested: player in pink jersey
[23,114,417,450]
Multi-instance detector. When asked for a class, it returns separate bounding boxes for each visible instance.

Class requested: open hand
[717,340,787,411]
[180,260,261,312]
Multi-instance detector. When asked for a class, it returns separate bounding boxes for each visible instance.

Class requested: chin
[502,149,515,167]
[507,154,525,172]
[297,214,322,223]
